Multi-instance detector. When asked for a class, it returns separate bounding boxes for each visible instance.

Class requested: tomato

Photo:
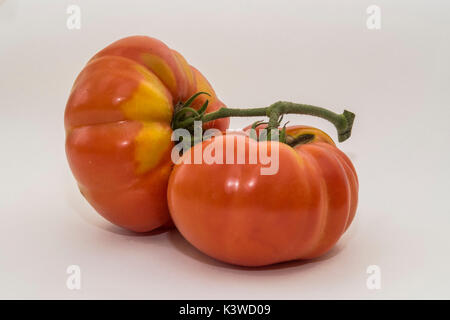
[65,36,229,232]
[167,126,358,266]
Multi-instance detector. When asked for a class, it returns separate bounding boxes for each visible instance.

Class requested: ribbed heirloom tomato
[65,36,229,232]
[167,126,358,266]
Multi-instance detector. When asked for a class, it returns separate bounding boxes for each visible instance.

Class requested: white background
[1,0,449,299]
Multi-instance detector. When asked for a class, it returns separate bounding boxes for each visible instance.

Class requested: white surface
[1,0,449,299]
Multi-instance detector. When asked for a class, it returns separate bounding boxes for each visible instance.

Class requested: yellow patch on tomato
[141,53,177,95]
[134,122,173,174]
[193,69,216,99]
[172,50,196,94]
[121,65,173,123]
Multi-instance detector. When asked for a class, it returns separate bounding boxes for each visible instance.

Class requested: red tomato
[167,126,358,266]
[65,36,229,232]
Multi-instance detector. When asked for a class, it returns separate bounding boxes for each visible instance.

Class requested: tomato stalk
[173,96,355,142]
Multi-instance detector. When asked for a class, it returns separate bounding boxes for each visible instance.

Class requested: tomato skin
[65,36,229,232]
[167,128,358,266]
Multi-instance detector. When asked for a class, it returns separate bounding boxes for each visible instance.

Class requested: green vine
[172,92,355,143]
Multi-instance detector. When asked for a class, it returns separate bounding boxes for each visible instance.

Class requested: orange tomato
[167,126,358,266]
[65,36,229,232]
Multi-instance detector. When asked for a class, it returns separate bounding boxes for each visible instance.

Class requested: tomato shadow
[65,175,355,265]
[70,200,172,237]
[64,177,172,238]
[167,229,344,272]
[101,224,173,237]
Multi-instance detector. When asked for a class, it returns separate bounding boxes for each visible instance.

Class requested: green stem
[175,101,355,142]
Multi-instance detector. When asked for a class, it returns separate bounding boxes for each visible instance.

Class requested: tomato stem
[174,99,355,142]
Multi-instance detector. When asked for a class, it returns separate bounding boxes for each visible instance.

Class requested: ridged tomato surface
[168,127,358,266]
[65,36,229,232]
